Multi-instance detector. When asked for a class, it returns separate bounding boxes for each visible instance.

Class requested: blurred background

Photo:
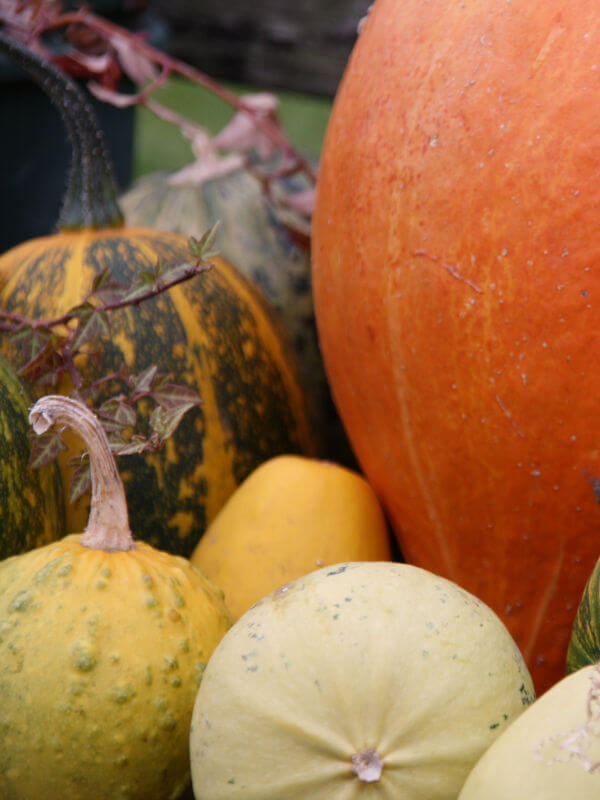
[0,0,371,251]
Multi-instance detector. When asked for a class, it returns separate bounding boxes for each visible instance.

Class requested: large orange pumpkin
[312,0,600,694]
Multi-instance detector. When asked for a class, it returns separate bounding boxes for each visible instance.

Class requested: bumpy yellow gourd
[190,561,536,800]
[0,396,232,800]
[190,454,392,619]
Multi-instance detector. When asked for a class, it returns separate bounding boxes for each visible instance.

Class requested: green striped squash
[0,355,65,559]
[0,229,318,556]
[120,168,318,389]
[0,34,318,557]
[566,556,600,673]
[120,167,352,465]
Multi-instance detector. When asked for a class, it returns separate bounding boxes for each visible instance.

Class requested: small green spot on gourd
[99,568,112,578]
[196,662,206,683]
[111,684,136,703]
[110,653,121,664]
[142,574,154,587]
[72,639,97,672]
[519,683,534,706]
[228,778,235,784]
[154,696,168,711]
[490,722,500,729]
[9,590,33,613]
[241,651,258,661]
[145,594,158,608]
[172,592,185,608]
[171,676,182,687]
[58,563,73,578]
[34,558,61,584]
[164,656,179,671]
[96,580,107,590]
[145,666,153,685]
[179,639,190,653]
[159,712,177,731]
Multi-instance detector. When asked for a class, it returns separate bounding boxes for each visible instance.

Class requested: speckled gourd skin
[0,534,232,800]
[190,561,535,800]
[0,355,65,558]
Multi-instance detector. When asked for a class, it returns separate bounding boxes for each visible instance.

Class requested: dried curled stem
[30,395,135,552]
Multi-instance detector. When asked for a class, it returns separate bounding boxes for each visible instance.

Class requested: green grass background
[132,76,333,178]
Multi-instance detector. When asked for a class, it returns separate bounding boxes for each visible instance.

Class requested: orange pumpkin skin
[312,0,600,694]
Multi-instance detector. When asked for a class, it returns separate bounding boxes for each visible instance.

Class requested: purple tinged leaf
[88,81,139,108]
[98,398,137,430]
[150,403,197,440]
[120,281,156,304]
[111,36,160,85]
[157,261,198,285]
[71,309,110,352]
[28,430,67,469]
[189,221,221,260]
[150,382,202,409]
[112,435,150,456]
[11,325,53,363]
[69,301,95,320]
[130,365,158,395]
[91,267,114,294]
[69,461,92,505]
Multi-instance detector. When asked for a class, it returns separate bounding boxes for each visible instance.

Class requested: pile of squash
[2,0,600,797]
[0,32,318,558]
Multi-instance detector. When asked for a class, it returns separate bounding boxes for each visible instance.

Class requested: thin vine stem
[12,6,317,185]
[0,259,212,334]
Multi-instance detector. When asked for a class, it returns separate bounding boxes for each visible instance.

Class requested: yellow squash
[191,454,392,619]
[0,396,232,800]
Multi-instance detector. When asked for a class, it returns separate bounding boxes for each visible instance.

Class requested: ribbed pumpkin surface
[312,0,600,694]
[0,355,65,558]
[0,228,317,555]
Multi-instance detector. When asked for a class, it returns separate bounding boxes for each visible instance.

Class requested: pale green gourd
[458,663,600,799]
[190,561,535,800]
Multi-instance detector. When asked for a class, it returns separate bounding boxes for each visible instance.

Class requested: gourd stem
[351,748,384,782]
[0,31,124,231]
[29,395,135,552]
